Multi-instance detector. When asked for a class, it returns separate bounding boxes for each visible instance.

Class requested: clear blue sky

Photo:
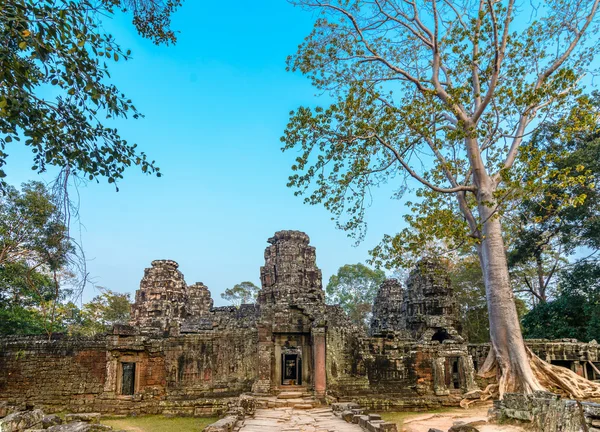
[5,0,409,305]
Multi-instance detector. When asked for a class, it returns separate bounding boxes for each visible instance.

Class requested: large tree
[0,181,76,336]
[283,0,600,397]
[325,263,386,327]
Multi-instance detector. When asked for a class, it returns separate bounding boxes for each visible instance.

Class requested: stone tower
[405,259,461,341]
[369,278,407,336]
[258,230,324,307]
[254,230,327,397]
[130,260,189,334]
[187,282,213,317]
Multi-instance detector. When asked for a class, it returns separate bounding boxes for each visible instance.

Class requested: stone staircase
[252,388,321,410]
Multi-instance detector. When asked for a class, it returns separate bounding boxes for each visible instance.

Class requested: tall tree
[0,0,181,189]
[283,0,600,397]
[68,289,132,336]
[325,263,386,327]
[221,281,260,307]
[523,261,600,342]
[0,181,77,336]
[505,100,600,305]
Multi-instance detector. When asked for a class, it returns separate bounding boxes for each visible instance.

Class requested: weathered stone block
[203,416,237,432]
[448,424,480,432]
[46,423,112,432]
[378,422,398,432]
[584,402,600,418]
[0,409,44,432]
[341,411,354,422]
[504,409,534,422]
[42,415,63,429]
[64,414,100,424]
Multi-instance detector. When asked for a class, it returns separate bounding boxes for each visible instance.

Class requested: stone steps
[277,391,308,399]
[253,395,321,409]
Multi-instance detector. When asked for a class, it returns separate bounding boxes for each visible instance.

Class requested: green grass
[101,415,218,432]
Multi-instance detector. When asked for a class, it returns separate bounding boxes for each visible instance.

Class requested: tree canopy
[0,0,182,189]
[325,263,386,327]
[523,261,600,342]
[0,181,78,336]
[221,281,260,307]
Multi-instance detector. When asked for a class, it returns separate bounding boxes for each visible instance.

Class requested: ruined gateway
[0,230,599,416]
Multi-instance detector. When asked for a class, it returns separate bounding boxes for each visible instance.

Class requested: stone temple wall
[0,330,257,416]
[2,230,599,417]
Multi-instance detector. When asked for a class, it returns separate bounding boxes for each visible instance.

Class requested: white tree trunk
[477,188,545,395]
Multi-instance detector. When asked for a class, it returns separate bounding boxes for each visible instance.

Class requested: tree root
[528,349,600,399]
[466,347,600,405]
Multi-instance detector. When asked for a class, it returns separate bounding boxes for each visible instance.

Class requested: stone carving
[258,230,324,307]
[369,278,406,336]
[404,259,461,342]
[187,282,213,318]
[130,260,189,334]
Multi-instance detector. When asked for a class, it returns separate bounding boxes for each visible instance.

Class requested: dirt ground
[384,404,526,432]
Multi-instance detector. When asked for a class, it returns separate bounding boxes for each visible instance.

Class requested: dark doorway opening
[432,328,451,342]
[587,362,600,380]
[445,357,461,389]
[551,360,573,371]
[281,353,302,385]
[121,362,136,395]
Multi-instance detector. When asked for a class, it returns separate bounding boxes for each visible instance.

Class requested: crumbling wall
[325,305,370,395]
[0,335,108,413]
[0,327,257,416]
[494,392,600,432]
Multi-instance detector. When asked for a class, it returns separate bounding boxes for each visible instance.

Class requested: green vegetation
[221,281,260,307]
[523,262,600,342]
[325,263,385,327]
[101,415,217,432]
[0,181,75,336]
[0,0,182,189]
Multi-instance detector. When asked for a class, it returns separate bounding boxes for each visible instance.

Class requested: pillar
[313,327,326,398]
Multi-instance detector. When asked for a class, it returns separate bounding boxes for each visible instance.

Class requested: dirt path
[399,405,525,432]
[237,407,363,432]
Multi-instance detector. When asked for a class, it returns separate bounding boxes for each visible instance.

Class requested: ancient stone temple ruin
[0,230,599,416]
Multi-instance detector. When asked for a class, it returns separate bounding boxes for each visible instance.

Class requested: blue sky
[5,0,408,305]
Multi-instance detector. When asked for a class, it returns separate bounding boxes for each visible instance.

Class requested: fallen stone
[0,409,44,432]
[64,414,100,425]
[45,423,112,432]
[42,415,63,429]
[204,415,238,432]
[428,429,444,432]
[331,402,360,413]
[448,424,480,432]
[341,410,354,422]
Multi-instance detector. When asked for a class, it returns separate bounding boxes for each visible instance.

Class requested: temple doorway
[281,352,302,385]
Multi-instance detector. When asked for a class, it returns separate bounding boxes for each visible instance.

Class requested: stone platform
[236,407,363,432]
